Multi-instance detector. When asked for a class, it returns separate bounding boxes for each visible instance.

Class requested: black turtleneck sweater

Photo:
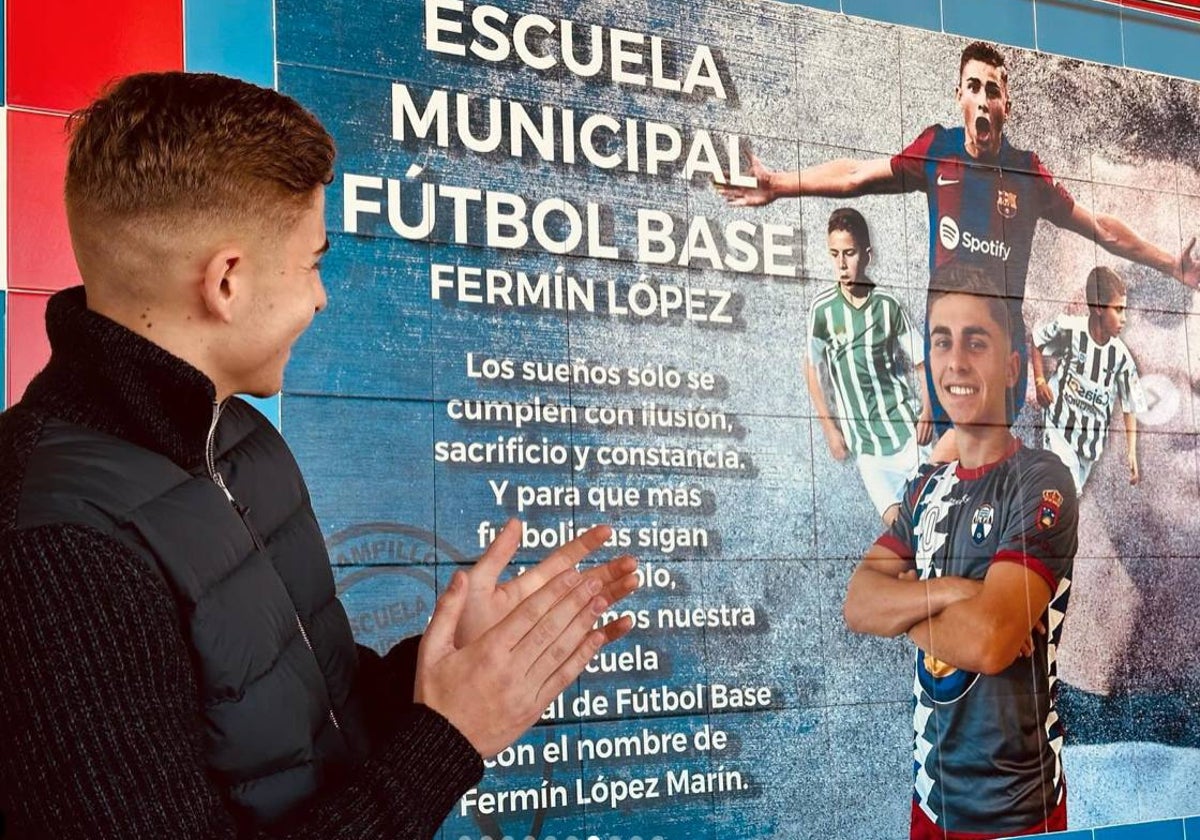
[0,287,483,838]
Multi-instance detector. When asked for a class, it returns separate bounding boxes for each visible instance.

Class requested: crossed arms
[843,542,1053,676]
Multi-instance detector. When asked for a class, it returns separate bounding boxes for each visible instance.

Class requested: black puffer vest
[13,288,370,825]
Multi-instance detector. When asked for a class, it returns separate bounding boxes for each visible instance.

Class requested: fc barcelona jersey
[891,124,1075,302]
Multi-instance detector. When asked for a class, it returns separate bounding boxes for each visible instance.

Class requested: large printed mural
[276,0,1200,836]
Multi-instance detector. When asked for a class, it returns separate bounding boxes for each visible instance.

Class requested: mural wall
[275,0,1200,837]
[3,0,1199,838]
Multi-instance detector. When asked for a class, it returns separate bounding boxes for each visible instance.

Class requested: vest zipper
[206,400,234,503]
[207,400,265,550]
[295,614,344,733]
[207,400,343,735]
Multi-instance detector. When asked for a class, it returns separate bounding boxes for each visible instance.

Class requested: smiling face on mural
[928,291,1020,430]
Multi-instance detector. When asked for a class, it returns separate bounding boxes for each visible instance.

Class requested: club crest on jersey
[997,189,1018,219]
[970,503,994,544]
[1038,489,1063,531]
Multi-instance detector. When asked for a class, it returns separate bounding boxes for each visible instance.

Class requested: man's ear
[200,247,244,324]
[1006,348,1021,388]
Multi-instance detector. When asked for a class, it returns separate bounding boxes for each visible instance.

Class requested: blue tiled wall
[184,0,274,87]
[783,0,1200,82]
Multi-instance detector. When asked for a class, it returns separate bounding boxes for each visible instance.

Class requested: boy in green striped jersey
[807,208,933,525]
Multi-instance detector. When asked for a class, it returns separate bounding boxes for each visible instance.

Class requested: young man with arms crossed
[1032,266,1146,494]
[843,264,1079,839]
[807,207,932,525]
[0,72,639,839]
[720,40,1197,446]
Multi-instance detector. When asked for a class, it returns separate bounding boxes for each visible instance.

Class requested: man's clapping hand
[414,522,638,758]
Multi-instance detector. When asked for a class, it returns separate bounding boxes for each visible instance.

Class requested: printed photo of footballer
[843,264,1079,840]
[1032,267,1146,495]
[718,39,1197,448]
[806,207,931,525]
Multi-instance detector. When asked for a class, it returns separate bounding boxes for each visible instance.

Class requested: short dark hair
[827,207,872,250]
[1085,266,1126,310]
[65,72,335,234]
[927,262,1015,343]
[959,41,1008,83]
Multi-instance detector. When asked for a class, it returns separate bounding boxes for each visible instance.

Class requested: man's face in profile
[224,186,330,397]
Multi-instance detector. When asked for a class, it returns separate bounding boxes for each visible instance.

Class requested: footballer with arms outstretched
[719,40,1197,451]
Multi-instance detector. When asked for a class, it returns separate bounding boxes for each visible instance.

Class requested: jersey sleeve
[991,456,1078,593]
[889,125,940,190]
[807,302,829,361]
[1117,353,1148,414]
[1033,315,1068,354]
[892,298,925,366]
[1030,152,1075,227]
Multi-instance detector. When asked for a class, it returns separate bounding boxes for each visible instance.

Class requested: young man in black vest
[0,72,639,839]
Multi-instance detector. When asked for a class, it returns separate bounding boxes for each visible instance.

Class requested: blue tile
[1026,831,1094,840]
[241,393,281,429]
[1185,815,1200,838]
[943,0,1035,49]
[778,0,840,10]
[842,0,940,32]
[1095,818,1186,840]
[184,0,274,88]
[282,395,437,539]
[1035,0,1123,66]
[1121,7,1200,83]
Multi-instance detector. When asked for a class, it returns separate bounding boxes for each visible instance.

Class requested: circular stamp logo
[330,523,469,653]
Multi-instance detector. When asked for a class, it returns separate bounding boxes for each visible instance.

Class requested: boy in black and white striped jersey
[1031,267,1147,494]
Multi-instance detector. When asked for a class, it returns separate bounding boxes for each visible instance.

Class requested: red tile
[7,110,80,292]
[7,291,52,406]
[7,0,184,113]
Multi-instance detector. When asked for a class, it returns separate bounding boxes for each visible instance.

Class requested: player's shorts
[855,435,928,517]
[1042,424,1092,494]
[909,790,1067,840]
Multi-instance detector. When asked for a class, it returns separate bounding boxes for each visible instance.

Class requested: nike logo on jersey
[936,174,960,186]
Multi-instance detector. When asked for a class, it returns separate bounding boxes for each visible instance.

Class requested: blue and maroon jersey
[892,124,1075,428]
[891,124,1076,302]
[875,441,1078,836]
